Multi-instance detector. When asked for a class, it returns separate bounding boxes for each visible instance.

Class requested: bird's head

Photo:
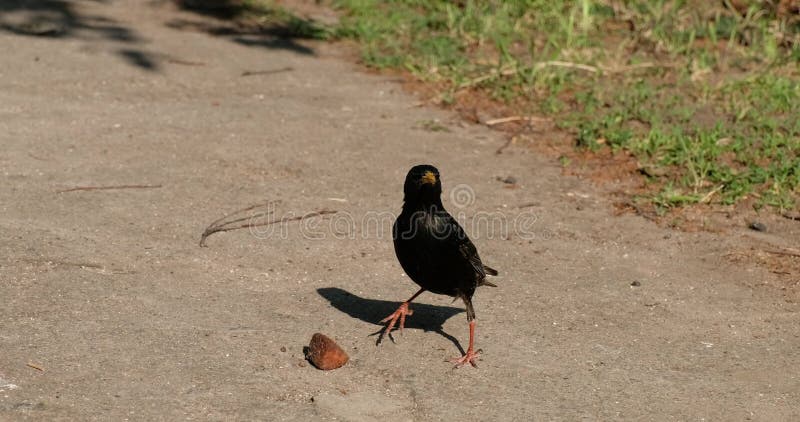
[403,164,443,205]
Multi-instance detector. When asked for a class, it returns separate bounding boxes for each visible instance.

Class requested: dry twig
[534,60,599,73]
[241,66,294,77]
[56,184,162,193]
[28,152,48,161]
[763,248,800,258]
[457,66,517,89]
[459,60,672,94]
[700,184,725,203]
[167,58,205,66]
[598,62,670,73]
[27,362,44,371]
[495,136,515,155]
[199,201,337,247]
[782,212,800,221]
[485,116,550,126]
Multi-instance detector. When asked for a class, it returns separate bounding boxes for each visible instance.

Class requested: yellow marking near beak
[421,171,437,185]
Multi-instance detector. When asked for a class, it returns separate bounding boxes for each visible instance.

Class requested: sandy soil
[1,1,799,420]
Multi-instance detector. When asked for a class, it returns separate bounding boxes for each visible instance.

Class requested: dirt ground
[1,1,799,420]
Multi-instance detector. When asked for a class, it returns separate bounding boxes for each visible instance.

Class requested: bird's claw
[377,302,413,344]
[449,348,481,368]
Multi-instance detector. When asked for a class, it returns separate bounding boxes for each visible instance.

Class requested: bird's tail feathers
[479,265,498,287]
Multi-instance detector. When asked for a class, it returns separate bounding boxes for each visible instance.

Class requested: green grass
[329,0,800,212]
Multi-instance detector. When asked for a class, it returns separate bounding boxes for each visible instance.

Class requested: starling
[380,164,498,368]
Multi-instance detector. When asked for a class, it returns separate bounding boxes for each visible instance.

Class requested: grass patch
[330,0,800,212]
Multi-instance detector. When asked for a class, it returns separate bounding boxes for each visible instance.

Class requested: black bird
[380,164,498,368]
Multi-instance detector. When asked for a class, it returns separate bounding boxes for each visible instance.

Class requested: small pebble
[306,333,349,370]
[630,281,641,287]
[748,221,767,232]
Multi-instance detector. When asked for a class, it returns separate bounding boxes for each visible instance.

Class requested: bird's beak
[421,171,437,185]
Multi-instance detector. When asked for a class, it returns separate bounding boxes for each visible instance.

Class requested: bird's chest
[394,213,460,287]
[401,212,449,245]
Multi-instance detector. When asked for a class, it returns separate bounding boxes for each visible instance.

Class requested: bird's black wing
[442,213,499,287]
[437,212,491,279]
[456,233,486,279]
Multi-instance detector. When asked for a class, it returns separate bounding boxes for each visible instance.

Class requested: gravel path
[1,1,798,420]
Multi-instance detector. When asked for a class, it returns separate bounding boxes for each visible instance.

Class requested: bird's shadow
[317,287,466,354]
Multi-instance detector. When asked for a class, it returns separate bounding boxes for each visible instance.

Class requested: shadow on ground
[0,0,159,70]
[317,287,467,353]
[0,0,328,71]
[172,0,330,56]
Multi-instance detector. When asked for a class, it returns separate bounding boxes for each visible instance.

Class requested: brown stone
[307,333,349,370]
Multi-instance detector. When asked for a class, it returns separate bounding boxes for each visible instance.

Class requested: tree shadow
[0,0,327,70]
[119,48,159,70]
[171,0,329,56]
[317,287,467,354]
[0,0,160,71]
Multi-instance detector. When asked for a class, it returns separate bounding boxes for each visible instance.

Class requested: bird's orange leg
[378,288,424,343]
[450,320,480,368]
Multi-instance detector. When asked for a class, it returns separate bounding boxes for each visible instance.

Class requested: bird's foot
[377,302,413,344]
[449,348,481,368]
